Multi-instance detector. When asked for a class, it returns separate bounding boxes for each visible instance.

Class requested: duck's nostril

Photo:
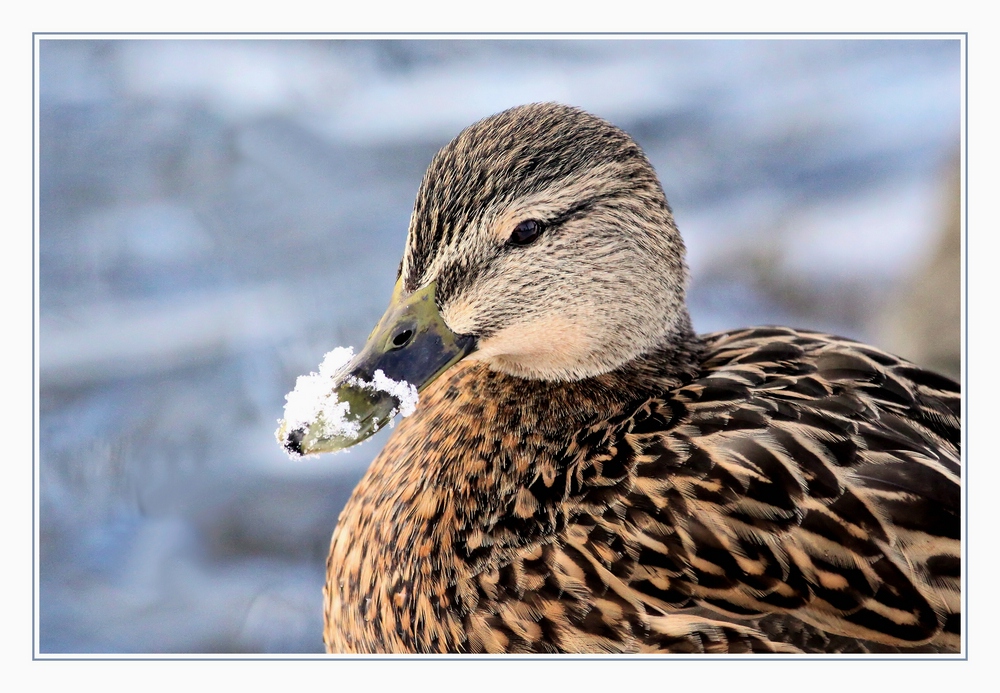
[391,329,414,349]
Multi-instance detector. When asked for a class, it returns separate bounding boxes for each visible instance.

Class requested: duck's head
[279,103,691,456]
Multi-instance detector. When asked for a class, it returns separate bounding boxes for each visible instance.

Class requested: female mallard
[278,103,961,654]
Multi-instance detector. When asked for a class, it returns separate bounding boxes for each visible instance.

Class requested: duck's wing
[454,328,960,654]
[570,327,961,652]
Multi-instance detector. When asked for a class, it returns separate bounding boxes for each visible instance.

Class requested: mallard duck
[278,103,961,654]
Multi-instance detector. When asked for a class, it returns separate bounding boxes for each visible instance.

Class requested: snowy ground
[37,37,961,654]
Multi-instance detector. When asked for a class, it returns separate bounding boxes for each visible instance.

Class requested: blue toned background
[37,38,961,653]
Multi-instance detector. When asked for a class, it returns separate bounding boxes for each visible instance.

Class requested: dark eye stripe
[549,195,601,227]
[507,195,602,249]
[508,219,544,246]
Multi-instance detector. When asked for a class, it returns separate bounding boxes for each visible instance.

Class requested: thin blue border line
[962,32,969,659]
[31,31,970,662]
[31,30,967,37]
[31,654,967,662]
[32,31,37,663]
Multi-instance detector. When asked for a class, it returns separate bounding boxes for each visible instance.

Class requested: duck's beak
[276,280,476,457]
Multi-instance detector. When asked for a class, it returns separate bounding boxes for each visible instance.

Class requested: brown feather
[324,330,960,653]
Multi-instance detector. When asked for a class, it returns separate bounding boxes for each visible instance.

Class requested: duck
[277,103,961,654]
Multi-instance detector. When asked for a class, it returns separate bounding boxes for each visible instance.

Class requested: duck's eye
[508,219,543,246]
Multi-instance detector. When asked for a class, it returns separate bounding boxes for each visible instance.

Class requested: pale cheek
[469,316,598,370]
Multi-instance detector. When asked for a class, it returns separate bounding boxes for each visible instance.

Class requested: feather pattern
[324,328,960,653]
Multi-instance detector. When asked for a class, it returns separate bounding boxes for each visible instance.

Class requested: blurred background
[37,37,961,654]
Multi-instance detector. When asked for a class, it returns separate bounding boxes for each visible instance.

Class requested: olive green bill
[276,280,476,457]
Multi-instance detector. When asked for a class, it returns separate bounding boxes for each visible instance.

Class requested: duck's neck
[323,331,702,653]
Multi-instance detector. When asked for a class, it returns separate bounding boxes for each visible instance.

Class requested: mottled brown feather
[324,329,960,653]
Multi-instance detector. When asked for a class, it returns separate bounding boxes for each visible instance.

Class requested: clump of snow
[278,348,420,454]
[317,346,355,379]
[348,369,420,418]
[280,346,358,441]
